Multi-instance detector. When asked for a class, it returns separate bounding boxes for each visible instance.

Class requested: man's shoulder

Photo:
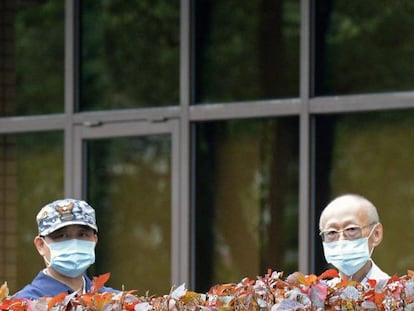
[14,271,120,299]
[12,271,70,300]
[368,261,390,280]
[12,271,47,299]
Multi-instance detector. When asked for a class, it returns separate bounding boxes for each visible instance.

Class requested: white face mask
[322,224,377,277]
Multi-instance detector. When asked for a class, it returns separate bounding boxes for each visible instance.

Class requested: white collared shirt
[361,260,390,288]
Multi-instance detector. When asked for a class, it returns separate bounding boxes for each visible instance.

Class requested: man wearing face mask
[13,198,119,299]
[319,194,389,287]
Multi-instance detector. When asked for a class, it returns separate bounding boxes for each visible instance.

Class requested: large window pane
[314,110,414,276]
[194,118,299,291]
[86,135,171,295]
[79,1,180,111]
[195,0,300,103]
[315,0,414,96]
[0,1,64,116]
[0,131,64,293]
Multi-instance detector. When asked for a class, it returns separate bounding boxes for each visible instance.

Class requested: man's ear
[371,223,383,247]
[34,236,46,256]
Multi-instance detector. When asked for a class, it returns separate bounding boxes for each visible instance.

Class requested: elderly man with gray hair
[319,194,389,286]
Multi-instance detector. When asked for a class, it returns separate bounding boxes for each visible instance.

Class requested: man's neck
[44,268,84,293]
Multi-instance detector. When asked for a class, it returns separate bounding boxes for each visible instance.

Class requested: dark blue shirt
[13,270,119,300]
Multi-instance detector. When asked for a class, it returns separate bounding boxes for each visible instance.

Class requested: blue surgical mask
[43,239,96,278]
[322,225,376,277]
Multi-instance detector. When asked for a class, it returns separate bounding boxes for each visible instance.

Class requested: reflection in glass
[0,132,64,293]
[195,0,300,103]
[79,1,179,111]
[1,1,64,116]
[314,0,414,95]
[86,135,171,294]
[194,118,299,291]
[314,110,414,276]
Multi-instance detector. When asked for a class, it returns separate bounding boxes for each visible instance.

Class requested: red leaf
[0,299,26,311]
[317,269,339,280]
[374,291,386,305]
[91,273,111,293]
[48,292,67,311]
[388,274,400,283]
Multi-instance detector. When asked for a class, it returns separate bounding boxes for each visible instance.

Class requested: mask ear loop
[40,237,52,266]
[367,223,378,256]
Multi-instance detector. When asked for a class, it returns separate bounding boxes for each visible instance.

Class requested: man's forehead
[321,203,368,227]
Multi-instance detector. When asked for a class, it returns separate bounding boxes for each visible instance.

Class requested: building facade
[1,0,414,295]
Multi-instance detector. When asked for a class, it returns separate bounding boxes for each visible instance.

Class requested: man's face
[35,224,97,261]
[320,203,376,248]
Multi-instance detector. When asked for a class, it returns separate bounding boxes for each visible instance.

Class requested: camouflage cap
[36,198,98,236]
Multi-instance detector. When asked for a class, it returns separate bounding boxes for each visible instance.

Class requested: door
[72,119,183,295]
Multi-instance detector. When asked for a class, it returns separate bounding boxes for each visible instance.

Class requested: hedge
[1,269,413,310]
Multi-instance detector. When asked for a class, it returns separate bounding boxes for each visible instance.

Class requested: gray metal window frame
[2,0,414,287]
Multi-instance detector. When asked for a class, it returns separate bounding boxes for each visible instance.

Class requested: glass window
[195,0,300,103]
[0,131,64,293]
[79,0,180,111]
[194,117,299,291]
[314,0,414,96]
[0,1,64,116]
[86,135,171,294]
[314,110,414,276]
